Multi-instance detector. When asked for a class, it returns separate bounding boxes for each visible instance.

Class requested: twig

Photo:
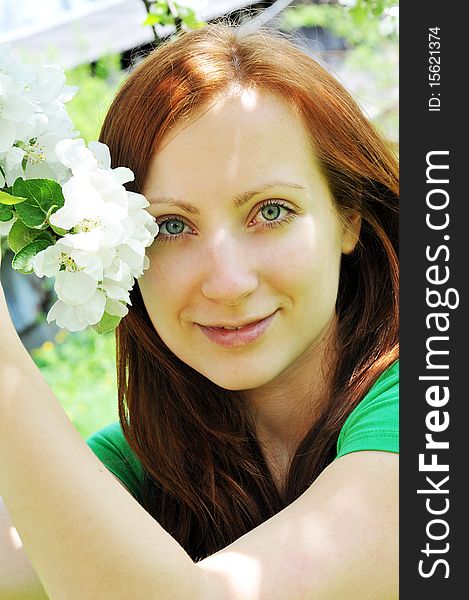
[140,0,160,42]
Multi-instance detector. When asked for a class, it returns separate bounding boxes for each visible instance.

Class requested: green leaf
[0,190,27,206]
[0,203,14,222]
[11,238,54,274]
[12,178,65,229]
[8,218,56,253]
[143,13,166,26]
[144,1,173,26]
[50,222,69,237]
[181,10,206,30]
[372,0,387,17]
[91,312,122,335]
[350,4,368,26]
[153,0,170,10]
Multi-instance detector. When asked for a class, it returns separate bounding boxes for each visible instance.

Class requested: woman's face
[140,91,360,390]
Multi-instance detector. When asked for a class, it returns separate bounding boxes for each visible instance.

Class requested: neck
[242,315,339,472]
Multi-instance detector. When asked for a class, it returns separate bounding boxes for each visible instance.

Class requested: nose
[200,230,259,306]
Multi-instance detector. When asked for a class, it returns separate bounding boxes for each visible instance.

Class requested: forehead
[143,91,322,197]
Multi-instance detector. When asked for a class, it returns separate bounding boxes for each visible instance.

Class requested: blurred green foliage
[281,1,399,145]
[143,0,206,31]
[32,328,118,439]
[349,0,398,24]
[65,54,124,144]
[283,1,398,46]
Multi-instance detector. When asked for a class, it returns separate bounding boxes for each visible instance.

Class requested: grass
[31,328,119,440]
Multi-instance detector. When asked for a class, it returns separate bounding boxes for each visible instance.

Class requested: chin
[201,369,276,391]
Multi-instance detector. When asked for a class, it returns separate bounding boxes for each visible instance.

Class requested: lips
[202,317,268,329]
[196,311,278,347]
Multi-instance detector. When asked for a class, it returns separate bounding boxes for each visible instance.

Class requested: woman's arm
[0,497,49,600]
[0,276,397,600]
[0,282,209,600]
[199,450,398,600]
[0,472,139,600]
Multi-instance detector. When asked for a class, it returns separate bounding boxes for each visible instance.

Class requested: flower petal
[89,141,111,169]
[35,65,66,103]
[0,119,16,153]
[0,215,16,236]
[74,290,107,326]
[32,245,61,278]
[47,300,76,329]
[101,280,130,302]
[104,297,129,317]
[55,138,98,175]
[3,93,34,122]
[55,270,98,305]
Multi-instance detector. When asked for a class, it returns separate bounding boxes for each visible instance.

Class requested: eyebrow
[147,181,307,215]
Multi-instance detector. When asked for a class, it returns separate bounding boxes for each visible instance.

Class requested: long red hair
[100,24,399,561]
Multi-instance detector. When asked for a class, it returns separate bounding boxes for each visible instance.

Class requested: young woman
[0,24,398,599]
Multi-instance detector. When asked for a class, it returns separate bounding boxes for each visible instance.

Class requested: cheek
[138,246,198,326]
[260,220,342,297]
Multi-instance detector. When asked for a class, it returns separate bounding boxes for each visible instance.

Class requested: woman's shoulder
[335,359,399,460]
[86,422,145,501]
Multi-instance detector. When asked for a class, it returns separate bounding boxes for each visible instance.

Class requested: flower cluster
[32,139,159,332]
[0,43,77,191]
[0,45,159,333]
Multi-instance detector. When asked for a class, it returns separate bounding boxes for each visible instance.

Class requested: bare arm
[0,472,133,600]
[200,450,399,600]
[0,265,397,599]
[0,497,49,600]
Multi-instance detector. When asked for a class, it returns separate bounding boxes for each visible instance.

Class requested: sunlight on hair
[201,551,261,599]
[238,0,294,35]
[9,525,23,550]
[239,88,258,111]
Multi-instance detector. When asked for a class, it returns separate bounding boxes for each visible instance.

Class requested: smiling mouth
[196,311,278,347]
[201,317,268,330]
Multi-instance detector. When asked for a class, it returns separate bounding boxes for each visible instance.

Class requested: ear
[341,209,362,255]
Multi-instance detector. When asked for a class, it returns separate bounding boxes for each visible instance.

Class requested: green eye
[160,219,185,235]
[260,204,282,221]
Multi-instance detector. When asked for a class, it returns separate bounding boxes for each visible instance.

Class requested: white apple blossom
[30,139,159,332]
[47,291,107,332]
[55,138,134,185]
[0,43,77,186]
[0,72,35,154]
[1,48,159,333]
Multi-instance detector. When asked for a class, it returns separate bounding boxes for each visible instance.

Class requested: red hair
[100,24,399,560]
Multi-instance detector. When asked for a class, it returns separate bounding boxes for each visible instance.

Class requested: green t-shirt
[335,359,399,459]
[86,360,399,500]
